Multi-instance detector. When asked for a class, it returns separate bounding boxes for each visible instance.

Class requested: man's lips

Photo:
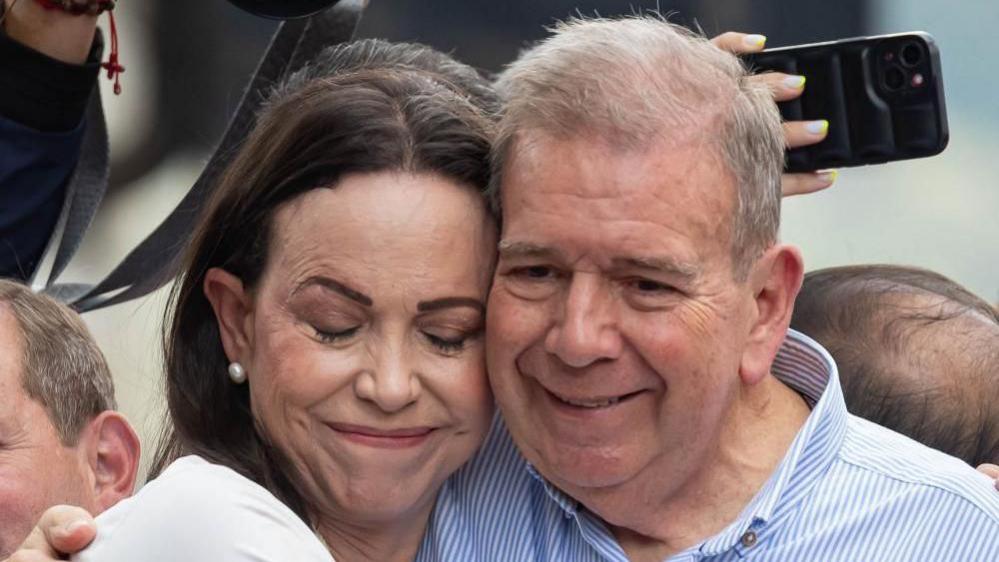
[543,387,647,410]
[326,423,438,448]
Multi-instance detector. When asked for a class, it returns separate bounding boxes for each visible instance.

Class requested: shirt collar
[525,329,848,557]
[699,329,847,556]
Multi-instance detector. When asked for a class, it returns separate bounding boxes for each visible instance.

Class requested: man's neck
[579,375,811,561]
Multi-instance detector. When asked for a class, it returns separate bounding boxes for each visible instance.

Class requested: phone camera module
[900,43,924,67]
[884,66,906,91]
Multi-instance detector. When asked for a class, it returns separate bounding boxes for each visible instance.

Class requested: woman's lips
[326,423,437,449]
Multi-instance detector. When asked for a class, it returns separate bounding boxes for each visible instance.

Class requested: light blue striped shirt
[417,330,999,561]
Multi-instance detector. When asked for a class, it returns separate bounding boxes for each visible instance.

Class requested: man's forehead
[503,132,733,206]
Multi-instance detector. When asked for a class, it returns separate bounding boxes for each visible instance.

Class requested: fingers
[978,463,999,492]
[17,505,96,558]
[784,119,829,150]
[750,72,807,102]
[782,171,838,197]
[41,505,96,555]
[711,31,767,54]
[4,548,64,562]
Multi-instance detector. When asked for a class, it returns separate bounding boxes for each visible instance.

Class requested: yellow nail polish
[783,75,807,89]
[806,120,830,135]
[744,34,767,48]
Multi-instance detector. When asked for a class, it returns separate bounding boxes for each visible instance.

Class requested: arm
[0,0,101,280]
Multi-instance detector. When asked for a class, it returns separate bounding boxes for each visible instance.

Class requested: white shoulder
[73,456,333,562]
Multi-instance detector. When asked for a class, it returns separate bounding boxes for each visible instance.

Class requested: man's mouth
[546,388,644,410]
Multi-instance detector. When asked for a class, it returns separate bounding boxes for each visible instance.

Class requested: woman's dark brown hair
[150,39,498,522]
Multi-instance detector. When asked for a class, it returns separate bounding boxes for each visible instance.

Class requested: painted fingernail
[818,170,838,184]
[743,34,767,48]
[783,75,806,89]
[806,120,829,135]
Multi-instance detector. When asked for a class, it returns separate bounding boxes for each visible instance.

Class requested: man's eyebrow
[496,240,560,259]
[417,297,485,313]
[294,276,373,307]
[612,256,700,280]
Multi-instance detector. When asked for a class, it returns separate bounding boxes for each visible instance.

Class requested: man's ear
[738,244,804,386]
[79,411,141,512]
[203,267,254,366]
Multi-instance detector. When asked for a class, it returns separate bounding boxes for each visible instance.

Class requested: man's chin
[536,445,644,491]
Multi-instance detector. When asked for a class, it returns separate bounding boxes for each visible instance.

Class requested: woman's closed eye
[421,327,482,355]
[314,325,360,344]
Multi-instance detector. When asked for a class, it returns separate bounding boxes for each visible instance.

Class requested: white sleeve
[72,457,333,562]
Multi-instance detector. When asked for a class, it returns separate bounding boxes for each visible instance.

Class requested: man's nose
[354,346,421,412]
[544,274,622,368]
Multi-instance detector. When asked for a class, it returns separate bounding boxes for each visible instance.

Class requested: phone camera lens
[900,43,924,67]
[884,66,906,91]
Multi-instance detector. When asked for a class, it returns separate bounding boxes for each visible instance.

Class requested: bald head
[791,265,999,465]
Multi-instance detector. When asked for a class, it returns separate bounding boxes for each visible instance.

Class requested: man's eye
[314,326,360,344]
[632,279,673,293]
[510,265,554,279]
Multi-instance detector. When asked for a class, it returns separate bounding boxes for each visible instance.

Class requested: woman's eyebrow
[294,276,373,307]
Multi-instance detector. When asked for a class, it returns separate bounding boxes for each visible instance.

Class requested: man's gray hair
[0,279,116,444]
[490,16,784,275]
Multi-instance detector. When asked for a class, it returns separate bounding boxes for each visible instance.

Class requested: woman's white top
[73,455,334,562]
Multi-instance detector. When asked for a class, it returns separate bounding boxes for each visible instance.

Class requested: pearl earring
[228,362,247,384]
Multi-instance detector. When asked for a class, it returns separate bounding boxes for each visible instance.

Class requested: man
[791,264,999,466]
[0,279,139,558]
[445,16,998,561]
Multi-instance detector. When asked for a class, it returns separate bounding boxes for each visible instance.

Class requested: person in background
[0,0,102,280]
[791,264,999,466]
[0,279,139,559]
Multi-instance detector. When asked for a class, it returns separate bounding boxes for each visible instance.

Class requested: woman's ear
[738,244,804,386]
[203,268,254,365]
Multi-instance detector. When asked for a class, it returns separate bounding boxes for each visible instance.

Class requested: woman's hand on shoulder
[711,31,838,198]
[2,505,95,562]
[978,463,999,491]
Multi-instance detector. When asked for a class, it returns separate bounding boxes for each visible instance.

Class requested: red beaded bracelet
[35,0,124,94]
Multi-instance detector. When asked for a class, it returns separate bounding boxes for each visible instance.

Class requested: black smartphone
[743,32,948,173]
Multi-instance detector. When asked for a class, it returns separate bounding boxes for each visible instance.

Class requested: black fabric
[0,25,102,132]
[0,116,81,279]
[64,0,366,311]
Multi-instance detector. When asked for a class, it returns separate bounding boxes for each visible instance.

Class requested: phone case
[743,32,948,173]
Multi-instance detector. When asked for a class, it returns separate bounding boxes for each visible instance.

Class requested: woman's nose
[353,348,422,412]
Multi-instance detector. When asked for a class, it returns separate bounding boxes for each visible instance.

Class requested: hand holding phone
[743,32,948,173]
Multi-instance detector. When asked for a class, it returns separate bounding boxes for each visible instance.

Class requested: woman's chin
[324,473,441,524]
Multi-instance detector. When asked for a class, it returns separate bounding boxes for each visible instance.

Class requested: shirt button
[740,531,757,548]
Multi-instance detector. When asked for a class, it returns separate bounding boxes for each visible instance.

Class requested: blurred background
[66,0,999,478]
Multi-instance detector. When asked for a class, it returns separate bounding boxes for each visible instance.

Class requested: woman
[71,38,499,562]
